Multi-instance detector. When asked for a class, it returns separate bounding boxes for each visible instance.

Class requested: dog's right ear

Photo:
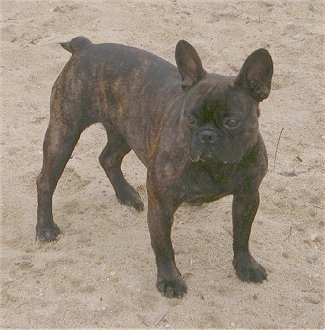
[175,40,206,90]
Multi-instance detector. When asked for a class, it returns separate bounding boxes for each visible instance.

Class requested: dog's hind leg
[36,122,82,241]
[99,125,144,211]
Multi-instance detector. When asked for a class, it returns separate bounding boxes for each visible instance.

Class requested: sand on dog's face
[1,1,324,328]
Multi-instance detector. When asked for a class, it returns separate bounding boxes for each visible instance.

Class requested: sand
[1,0,324,328]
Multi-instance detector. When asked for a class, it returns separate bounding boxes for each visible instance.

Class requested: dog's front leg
[232,191,267,283]
[146,184,187,298]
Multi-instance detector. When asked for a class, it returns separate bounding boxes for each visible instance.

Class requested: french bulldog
[36,36,273,298]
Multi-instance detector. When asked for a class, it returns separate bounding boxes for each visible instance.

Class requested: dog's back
[55,36,181,164]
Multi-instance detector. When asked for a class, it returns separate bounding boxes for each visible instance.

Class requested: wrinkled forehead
[185,77,256,117]
[224,86,257,116]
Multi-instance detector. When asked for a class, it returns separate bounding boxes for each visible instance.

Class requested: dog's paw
[233,253,267,283]
[116,184,144,212]
[36,222,60,242]
[156,277,187,299]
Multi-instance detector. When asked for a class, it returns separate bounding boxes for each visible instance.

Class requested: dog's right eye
[251,79,259,88]
[187,115,197,127]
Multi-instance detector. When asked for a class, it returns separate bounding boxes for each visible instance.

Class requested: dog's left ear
[235,48,273,102]
[175,40,206,90]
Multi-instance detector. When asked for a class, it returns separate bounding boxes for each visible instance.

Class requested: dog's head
[175,40,273,164]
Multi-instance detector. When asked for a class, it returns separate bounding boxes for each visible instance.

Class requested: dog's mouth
[190,154,204,163]
[190,152,240,164]
[190,136,246,165]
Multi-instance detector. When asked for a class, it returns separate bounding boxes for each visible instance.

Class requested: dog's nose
[199,130,217,144]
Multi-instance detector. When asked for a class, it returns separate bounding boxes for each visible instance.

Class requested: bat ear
[235,48,273,102]
[175,40,206,90]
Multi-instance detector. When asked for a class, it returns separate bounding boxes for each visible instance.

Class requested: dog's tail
[60,36,92,54]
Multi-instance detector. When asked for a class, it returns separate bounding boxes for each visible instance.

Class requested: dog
[36,36,273,298]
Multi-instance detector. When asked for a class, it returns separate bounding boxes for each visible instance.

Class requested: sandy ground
[1,0,324,328]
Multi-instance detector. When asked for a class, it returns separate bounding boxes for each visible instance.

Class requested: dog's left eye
[223,118,239,128]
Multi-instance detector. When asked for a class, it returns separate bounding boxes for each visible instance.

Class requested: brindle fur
[37,37,273,298]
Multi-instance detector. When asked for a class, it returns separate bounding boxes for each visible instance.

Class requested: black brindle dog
[36,37,273,298]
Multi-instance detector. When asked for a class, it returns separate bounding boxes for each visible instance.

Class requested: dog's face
[175,41,273,164]
[183,84,260,164]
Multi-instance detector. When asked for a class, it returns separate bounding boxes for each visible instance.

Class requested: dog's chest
[179,162,238,204]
